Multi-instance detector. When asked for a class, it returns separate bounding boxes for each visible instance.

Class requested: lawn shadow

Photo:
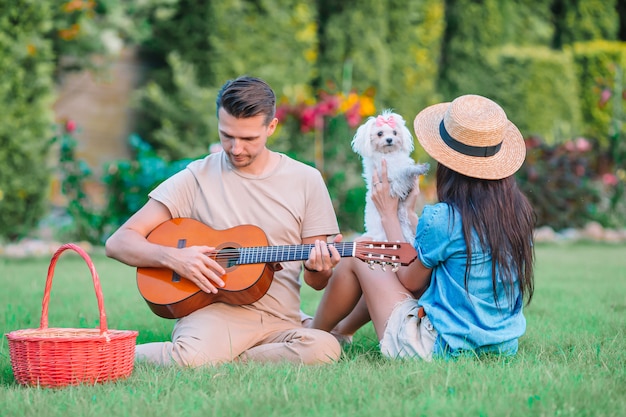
[0,362,17,387]
[340,329,383,361]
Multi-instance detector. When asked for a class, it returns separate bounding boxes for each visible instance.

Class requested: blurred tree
[439,0,554,99]
[134,52,218,160]
[552,0,619,48]
[316,0,445,122]
[52,0,114,76]
[0,0,55,240]
[133,0,318,161]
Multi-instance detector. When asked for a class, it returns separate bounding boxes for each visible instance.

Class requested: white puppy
[352,110,429,243]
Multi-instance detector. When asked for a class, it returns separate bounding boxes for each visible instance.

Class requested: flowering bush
[588,63,626,228]
[517,136,600,230]
[53,126,196,244]
[52,85,379,240]
[274,85,377,233]
[517,63,626,232]
[518,133,626,231]
[274,86,375,160]
[53,119,110,243]
[278,89,376,134]
[589,168,626,228]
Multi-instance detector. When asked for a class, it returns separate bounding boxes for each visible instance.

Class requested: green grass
[1,243,625,417]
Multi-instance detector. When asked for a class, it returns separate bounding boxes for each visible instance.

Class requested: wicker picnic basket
[5,243,138,387]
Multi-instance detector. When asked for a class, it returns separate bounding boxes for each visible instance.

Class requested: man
[106,76,342,366]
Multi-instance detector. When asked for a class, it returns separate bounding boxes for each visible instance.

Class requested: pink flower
[65,119,76,133]
[299,107,317,133]
[598,89,611,108]
[602,173,619,187]
[563,141,575,152]
[315,94,339,116]
[275,105,289,122]
[524,136,541,149]
[574,137,591,152]
[344,104,362,128]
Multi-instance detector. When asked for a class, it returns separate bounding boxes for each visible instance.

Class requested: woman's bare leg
[350,261,414,340]
[313,257,414,341]
[311,258,363,332]
[332,296,370,338]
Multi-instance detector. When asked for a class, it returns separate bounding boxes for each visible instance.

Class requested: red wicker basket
[5,243,138,387]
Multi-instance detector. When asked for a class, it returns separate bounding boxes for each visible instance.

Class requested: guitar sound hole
[215,247,239,269]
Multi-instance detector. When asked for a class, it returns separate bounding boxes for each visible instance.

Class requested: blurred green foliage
[55,131,192,244]
[2,0,626,243]
[0,0,55,240]
[482,45,582,144]
[103,134,192,230]
[133,52,218,161]
[553,0,619,47]
[54,122,109,243]
[316,0,445,123]
[133,0,320,158]
[572,40,626,147]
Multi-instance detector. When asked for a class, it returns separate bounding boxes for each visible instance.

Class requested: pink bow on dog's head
[376,115,396,128]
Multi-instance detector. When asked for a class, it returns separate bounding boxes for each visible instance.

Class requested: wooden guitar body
[137,219,274,319]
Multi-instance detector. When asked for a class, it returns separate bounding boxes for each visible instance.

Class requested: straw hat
[413,94,526,180]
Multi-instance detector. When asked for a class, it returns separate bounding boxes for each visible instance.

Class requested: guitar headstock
[354,241,417,272]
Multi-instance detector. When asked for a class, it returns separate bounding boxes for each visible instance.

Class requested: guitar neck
[237,242,356,265]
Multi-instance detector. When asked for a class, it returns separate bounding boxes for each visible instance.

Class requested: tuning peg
[391,263,400,272]
[381,263,387,272]
[368,261,376,270]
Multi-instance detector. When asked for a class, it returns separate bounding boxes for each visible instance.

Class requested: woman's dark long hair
[436,164,535,307]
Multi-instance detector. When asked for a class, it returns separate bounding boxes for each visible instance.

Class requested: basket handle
[40,243,108,334]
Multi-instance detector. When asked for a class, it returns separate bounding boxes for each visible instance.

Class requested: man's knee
[168,338,233,367]
[301,329,341,364]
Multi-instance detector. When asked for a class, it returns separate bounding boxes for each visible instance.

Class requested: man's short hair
[216,76,276,125]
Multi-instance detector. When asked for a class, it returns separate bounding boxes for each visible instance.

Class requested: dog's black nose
[386,138,394,145]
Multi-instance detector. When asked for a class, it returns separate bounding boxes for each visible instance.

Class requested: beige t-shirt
[149,151,339,322]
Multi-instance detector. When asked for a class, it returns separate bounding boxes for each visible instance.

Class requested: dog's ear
[351,118,374,157]
[401,124,415,153]
[398,116,415,154]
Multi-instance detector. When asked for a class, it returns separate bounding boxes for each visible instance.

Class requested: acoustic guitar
[137,218,417,319]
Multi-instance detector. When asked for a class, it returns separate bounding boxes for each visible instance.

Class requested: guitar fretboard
[237,242,356,265]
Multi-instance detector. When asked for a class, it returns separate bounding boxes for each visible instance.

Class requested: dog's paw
[410,163,430,176]
[400,163,430,183]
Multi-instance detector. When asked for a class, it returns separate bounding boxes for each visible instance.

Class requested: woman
[311,94,535,359]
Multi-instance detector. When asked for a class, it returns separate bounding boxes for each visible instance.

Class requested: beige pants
[136,302,341,367]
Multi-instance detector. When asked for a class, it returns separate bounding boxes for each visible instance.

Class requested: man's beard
[227,152,253,168]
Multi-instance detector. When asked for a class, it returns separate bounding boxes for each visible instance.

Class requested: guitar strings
[203,242,407,261]
[199,242,404,252]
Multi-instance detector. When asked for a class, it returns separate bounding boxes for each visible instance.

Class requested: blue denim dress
[416,203,526,357]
